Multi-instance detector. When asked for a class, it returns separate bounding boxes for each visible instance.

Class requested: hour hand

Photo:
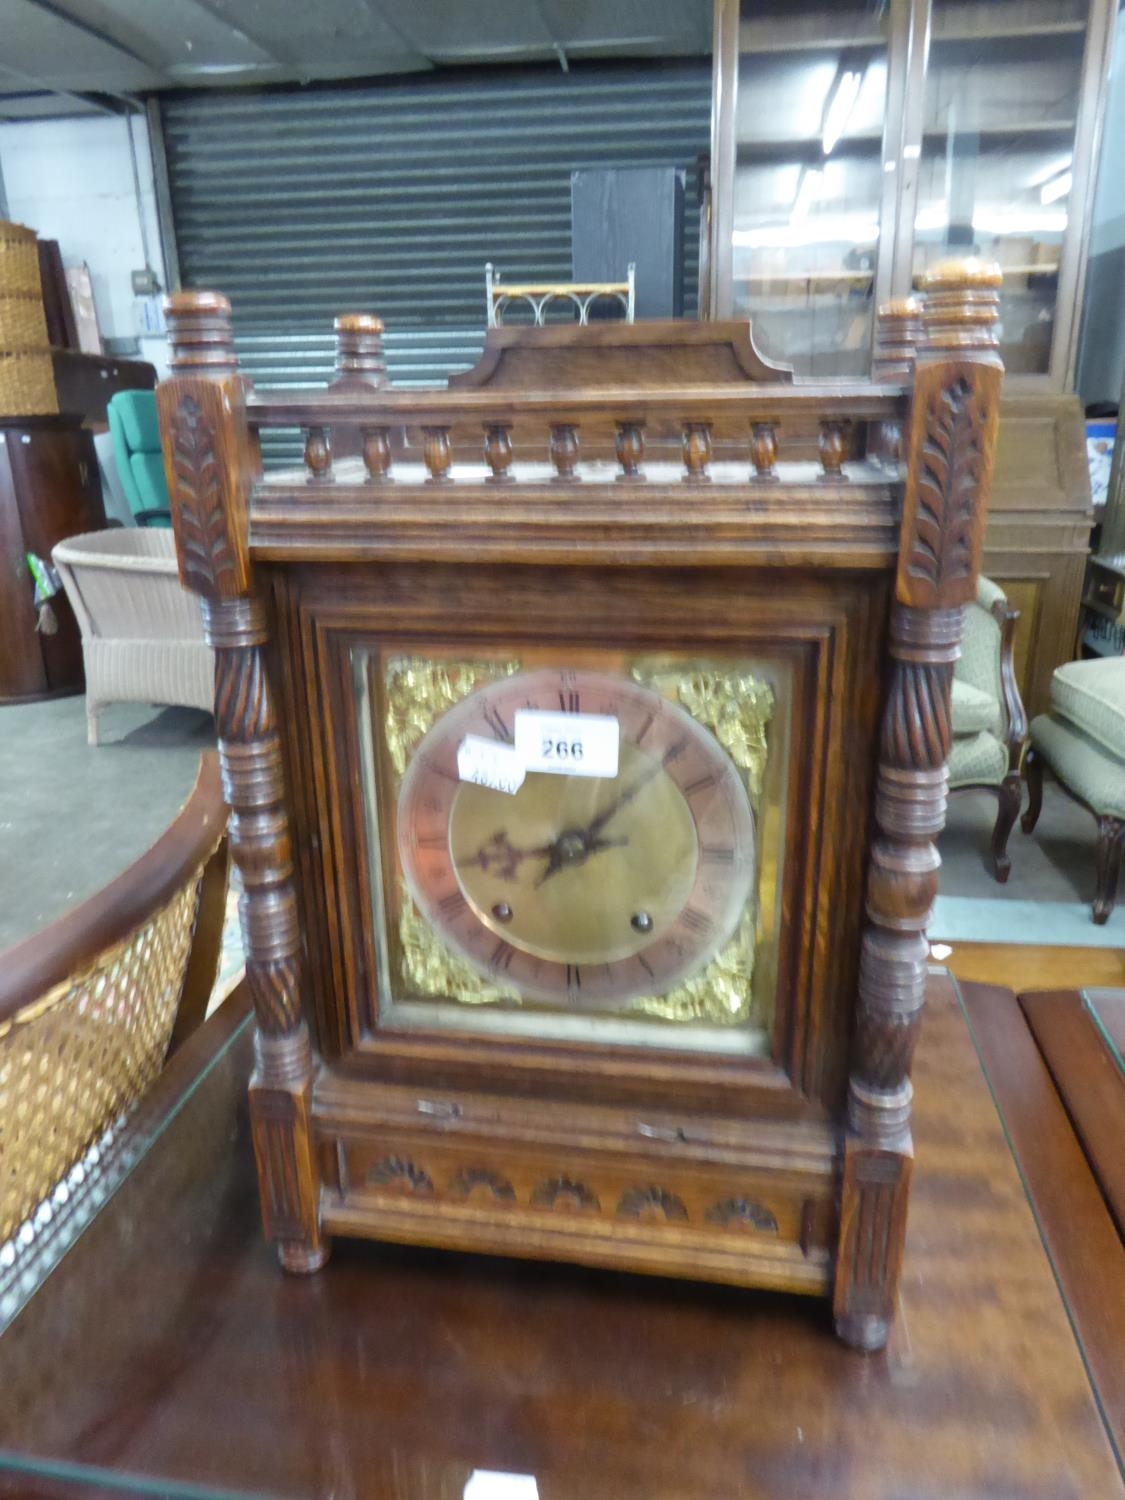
[533,833,628,888]
[460,830,553,882]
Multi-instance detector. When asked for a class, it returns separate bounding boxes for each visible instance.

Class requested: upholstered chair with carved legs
[1022,658,1125,924]
[948,577,1027,880]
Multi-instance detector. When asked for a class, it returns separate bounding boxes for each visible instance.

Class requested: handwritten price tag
[514,710,619,779]
[456,735,526,796]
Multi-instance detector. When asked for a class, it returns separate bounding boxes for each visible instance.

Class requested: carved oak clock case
[157,263,1002,1350]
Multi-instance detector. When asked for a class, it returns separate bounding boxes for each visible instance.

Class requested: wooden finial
[332,313,386,388]
[920,259,1002,353]
[873,297,923,381]
[163,290,238,376]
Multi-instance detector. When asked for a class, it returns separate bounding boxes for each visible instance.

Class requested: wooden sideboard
[985,393,1093,716]
[0,414,106,704]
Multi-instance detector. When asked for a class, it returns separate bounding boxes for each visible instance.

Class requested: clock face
[397,669,756,1006]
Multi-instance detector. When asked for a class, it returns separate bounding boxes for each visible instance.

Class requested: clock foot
[278,1239,331,1275]
[834,1310,889,1352]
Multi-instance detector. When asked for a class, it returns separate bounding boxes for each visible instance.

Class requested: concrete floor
[0,695,215,951]
[0,693,1117,953]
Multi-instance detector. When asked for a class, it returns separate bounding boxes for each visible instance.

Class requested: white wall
[0,112,168,365]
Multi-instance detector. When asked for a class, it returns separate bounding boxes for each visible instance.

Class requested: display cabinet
[709,0,1116,711]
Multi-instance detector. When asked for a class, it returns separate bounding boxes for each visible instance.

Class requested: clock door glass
[354,651,789,1056]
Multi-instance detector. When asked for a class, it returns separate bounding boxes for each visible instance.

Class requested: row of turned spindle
[301,418,859,485]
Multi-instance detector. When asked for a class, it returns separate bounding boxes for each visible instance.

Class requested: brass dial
[397,669,756,1008]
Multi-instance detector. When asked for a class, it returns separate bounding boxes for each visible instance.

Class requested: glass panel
[731,1,891,375]
[913,0,1090,375]
[354,646,792,1058]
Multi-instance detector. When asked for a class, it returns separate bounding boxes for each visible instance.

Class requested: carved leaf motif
[172,394,237,596]
[448,1167,516,1204]
[530,1177,600,1213]
[705,1197,778,1232]
[616,1186,689,1223]
[906,377,980,593]
[367,1156,434,1196]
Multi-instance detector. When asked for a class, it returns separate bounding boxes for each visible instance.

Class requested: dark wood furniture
[960,981,1125,1460]
[0,973,1120,1497]
[985,392,1094,715]
[156,261,1003,1352]
[51,349,157,430]
[0,412,106,703]
[0,753,228,1271]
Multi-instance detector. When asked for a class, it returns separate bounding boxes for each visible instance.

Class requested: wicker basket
[0,221,43,297]
[0,291,50,350]
[0,350,58,417]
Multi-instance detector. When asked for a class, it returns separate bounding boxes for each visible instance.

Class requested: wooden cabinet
[0,414,106,703]
[708,0,1116,711]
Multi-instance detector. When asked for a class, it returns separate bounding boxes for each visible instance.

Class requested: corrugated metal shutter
[160,63,711,465]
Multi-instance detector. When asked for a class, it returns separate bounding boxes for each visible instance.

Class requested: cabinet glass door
[730,1,891,376]
[912,0,1091,375]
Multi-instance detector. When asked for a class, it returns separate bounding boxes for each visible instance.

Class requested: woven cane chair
[0,754,228,1259]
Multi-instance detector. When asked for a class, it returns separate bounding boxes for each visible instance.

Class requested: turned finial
[332,313,386,387]
[920,259,1002,353]
[163,290,238,376]
[873,297,923,381]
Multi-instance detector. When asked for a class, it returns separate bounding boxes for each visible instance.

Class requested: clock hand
[459,829,554,882]
[533,834,628,888]
[532,760,663,889]
[581,760,665,841]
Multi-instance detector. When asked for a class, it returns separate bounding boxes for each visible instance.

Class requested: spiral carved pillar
[158,290,327,1273]
[834,259,1003,1350]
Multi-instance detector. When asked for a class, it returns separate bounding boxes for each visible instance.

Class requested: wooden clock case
[157,262,1002,1350]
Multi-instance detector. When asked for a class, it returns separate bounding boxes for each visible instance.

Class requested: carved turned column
[332,312,386,387]
[834,259,1002,1351]
[158,290,327,1274]
[870,297,922,467]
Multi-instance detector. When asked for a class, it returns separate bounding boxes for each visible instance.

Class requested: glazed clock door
[354,647,791,1059]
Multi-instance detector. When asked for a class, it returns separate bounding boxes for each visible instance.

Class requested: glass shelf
[730,0,890,376]
[912,0,1091,375]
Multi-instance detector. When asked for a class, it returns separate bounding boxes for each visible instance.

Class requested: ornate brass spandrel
[398,879,520,1007]
[628,909,757,1025]
[631,662,775,805]
[629,660,776,1027]
[382,656,519,778]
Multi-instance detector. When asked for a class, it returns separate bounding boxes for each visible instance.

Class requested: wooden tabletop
[0,973,1121,1499]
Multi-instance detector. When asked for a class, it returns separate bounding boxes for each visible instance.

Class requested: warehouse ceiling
[0,0,712,118]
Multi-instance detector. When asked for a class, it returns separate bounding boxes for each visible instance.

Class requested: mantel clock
[158,263,1002,1350]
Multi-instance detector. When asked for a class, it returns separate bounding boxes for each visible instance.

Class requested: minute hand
[582,760,664,840]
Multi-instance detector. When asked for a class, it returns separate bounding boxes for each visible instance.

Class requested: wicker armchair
[0,755,228,1264]
[52,528,213,745]
[949,577,1028,881]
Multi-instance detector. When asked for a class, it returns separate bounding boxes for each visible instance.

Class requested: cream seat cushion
[1049,659,1125,758]
[949,729,1007,787]
[951,678,998,737]
[1030,712,1125,819]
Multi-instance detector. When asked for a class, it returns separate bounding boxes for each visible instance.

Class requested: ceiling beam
[18,0,159,67]
[0,61,122,116]
[358,0,431,63]
[534,0,569,72]
[181,0,284,67]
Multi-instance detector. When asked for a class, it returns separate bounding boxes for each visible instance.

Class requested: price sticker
[456,734,526,796]
[514,710,619,779]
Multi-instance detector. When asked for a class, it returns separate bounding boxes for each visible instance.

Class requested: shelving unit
[708,0,1117,714]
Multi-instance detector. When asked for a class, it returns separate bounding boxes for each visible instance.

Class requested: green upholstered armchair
[107,390,172,528]
[1023,659,1125,924]
[949,577,1028,882]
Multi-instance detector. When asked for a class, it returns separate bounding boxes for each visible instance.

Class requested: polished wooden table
[0,975,1121,1499]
